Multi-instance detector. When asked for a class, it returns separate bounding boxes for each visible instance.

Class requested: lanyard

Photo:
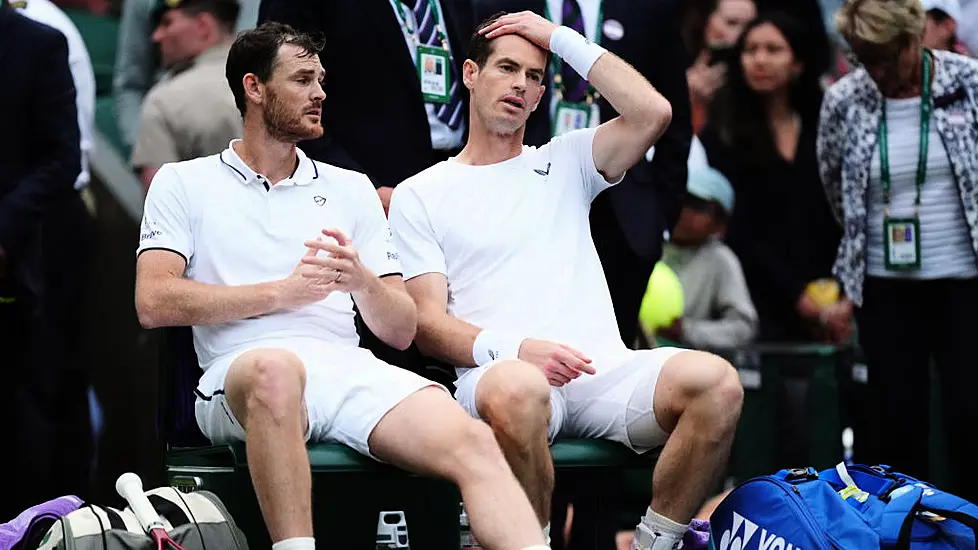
[390,0,449,51]
[544,0,603,102]
[878,50,933,213]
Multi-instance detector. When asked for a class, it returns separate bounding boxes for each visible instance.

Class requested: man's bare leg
[224,349,312,543]
[474,360,554,525]
[369,386,546,550]
[632,351,743,549]
[650,351,743,520]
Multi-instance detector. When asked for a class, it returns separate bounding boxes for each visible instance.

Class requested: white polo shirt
[389,128,628,369]
[137,141,401,368]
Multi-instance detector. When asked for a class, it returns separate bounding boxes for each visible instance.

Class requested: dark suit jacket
[0,6,80,283]
[474,0,691,261]
[258,0,475,189]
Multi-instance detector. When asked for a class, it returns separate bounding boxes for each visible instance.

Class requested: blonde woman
[818,0,978,500]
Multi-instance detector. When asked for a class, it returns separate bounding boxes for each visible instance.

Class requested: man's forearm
[136,277,281,329]
[415,308,483,368]
[353,276,418,351]
[586,52,671,139]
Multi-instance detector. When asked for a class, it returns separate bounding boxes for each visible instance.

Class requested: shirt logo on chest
[534,163,551,176]
[313,195,327,207]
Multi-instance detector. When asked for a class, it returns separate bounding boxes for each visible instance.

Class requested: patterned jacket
[817,50,978,306]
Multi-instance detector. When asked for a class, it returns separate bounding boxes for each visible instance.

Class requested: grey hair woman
[817,0,978,500]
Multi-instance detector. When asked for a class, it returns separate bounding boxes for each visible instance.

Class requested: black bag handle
[896,503,978,549]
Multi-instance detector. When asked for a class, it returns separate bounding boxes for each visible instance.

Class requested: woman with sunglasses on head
[701,12,850,346]
[818,0,978,501]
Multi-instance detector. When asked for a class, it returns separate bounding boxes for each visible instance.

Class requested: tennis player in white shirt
[135,22,547,550]
[389,12,744,550]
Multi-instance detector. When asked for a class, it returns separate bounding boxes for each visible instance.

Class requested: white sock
[272,537,315,550]
[630,507,687,550]
[543,522,551,545]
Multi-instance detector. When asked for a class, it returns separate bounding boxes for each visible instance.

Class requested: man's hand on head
[517,338,595,387]
[479,11,559,51]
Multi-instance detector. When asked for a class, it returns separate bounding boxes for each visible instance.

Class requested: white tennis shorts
[193,337,445,457]
[454,346,688,453]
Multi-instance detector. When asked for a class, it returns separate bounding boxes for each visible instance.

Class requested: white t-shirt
[389,128,628,370]
[137,142,401,368]
[866,97,978,278]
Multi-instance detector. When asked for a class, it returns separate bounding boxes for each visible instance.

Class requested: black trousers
[0,192,94,522]
[855,276,978,502]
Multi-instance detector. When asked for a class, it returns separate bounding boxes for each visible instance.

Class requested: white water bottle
[459,503,482,549]
[376,510,410,549]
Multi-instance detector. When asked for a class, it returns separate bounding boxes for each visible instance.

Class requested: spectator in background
[114,0,258,151]
[657,167,757,350]
[130,0,243,189]
[920,0,971,54]
[0,1,81,521]
[755,0,833,77]
[17,0,98,506]
[702,12,851,344]
[21,0,95,195]
[685,0,756,134]
[819,0,978,500]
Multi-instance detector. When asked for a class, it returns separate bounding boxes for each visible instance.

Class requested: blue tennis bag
[709,463,978,549]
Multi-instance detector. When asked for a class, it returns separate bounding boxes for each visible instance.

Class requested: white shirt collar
[219,140,320,187]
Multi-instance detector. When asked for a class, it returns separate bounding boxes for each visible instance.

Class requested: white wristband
[472,330,525,366]
[549,25,607,79]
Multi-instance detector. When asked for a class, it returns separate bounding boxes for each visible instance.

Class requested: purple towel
[0,496,83,550]
[682,519,711,549]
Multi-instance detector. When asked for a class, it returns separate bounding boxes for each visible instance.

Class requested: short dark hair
[225,21,324,117]
[468,12,506,68]
[684,193,728,223]
[468,12,552,70]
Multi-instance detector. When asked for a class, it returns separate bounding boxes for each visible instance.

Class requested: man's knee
[657,351,743,428]
[225,349,307,427]
[475,360,551,428]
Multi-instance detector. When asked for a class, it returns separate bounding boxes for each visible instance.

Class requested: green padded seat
[550,438,659,467]
[168,438,659,473]
[166,439,658,549]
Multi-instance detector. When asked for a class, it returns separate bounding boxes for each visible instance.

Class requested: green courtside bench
[162,327,660,549]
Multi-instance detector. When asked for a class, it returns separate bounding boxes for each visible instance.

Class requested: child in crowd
[656,167,757,349]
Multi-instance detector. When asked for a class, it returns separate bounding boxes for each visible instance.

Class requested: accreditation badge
[552,101,591,136]
[883,217,922,270]
[417,45,451,104]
